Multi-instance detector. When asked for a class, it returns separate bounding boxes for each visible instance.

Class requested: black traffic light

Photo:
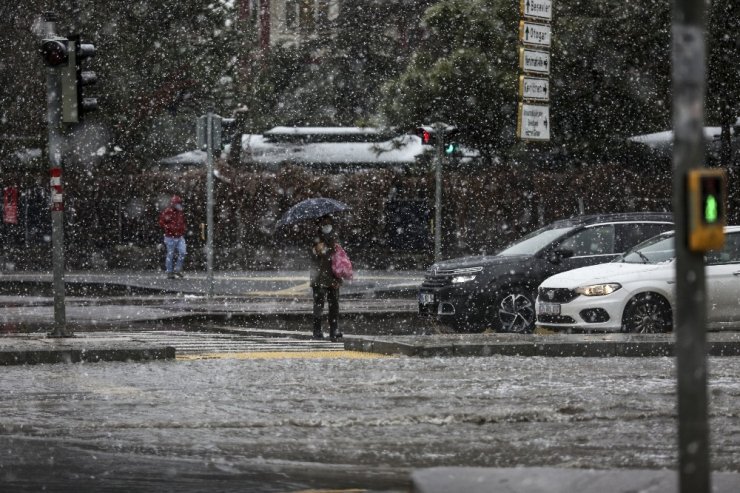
[40,38,69,67]
[687,168,727,252]
[413,126,459,155]
[62,35,97,123]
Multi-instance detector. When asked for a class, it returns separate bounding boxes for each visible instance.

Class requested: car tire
[621,293,673,333]
[495,287,536,334]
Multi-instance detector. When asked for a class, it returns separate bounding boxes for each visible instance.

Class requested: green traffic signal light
[444,142,458,154]
[687,169,726,252]
[704,194,718,223]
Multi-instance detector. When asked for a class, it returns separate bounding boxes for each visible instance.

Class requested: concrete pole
[672,0,710,491]
[43,12,70,338]
[206,108,215,298]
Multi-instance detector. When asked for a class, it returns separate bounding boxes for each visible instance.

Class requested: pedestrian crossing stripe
[177,350,390,360]
[78,330,387,359]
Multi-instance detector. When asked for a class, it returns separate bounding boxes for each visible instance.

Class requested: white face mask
[321,224,333,234]
[174,204,183,211]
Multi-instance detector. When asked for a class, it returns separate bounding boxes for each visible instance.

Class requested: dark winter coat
[310,227,339,288]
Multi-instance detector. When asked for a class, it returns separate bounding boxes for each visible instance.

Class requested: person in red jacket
[158,195,187,278]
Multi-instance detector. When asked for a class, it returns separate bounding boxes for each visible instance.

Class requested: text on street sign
[519,75,550,101]
[520,0,552,21]
[519,48,550,75]
[517,103,551,141]
[519,21,552,47]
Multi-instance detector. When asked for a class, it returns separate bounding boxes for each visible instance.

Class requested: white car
[536,226,740,333]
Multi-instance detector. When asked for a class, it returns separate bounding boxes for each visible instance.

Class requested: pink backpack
[331,244,354,280]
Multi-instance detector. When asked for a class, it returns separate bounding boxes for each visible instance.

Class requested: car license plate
[419,292,435,305]
[538,302,561,316]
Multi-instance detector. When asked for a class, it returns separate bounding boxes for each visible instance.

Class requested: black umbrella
[276,197,350,230]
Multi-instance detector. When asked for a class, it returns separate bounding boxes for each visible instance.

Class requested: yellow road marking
[288,489,367,493]
[288,490,367,493]
[248,281,311,297]
[177,350,390,361]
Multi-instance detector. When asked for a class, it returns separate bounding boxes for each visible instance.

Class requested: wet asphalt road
[1,354,739,492]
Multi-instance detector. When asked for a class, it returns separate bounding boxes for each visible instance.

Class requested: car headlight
[452,275,477,284]
[575,283,621,296]
[450,267,482,284]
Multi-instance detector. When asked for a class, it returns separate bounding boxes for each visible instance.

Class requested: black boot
[329,329,343,342]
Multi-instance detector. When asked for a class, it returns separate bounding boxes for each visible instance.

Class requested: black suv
[418,213,673,333]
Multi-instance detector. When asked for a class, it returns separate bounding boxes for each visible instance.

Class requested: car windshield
[619,233,675,264]
[497,226,573,256]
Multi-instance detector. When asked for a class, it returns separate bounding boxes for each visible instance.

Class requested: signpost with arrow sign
[517,1,552,141]
[517,103,550,141]
[519,76,549,101]
[519,48,550,75]
[521,0,552,21]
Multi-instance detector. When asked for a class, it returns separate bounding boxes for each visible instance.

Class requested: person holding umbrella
[310,214,343,341]
[276,197,351,341]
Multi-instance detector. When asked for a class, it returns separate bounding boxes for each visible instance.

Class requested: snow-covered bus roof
[628,117,739,151]
[241,133,426,167]
[159,126,478,169]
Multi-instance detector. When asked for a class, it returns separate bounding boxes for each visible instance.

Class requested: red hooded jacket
[159,196,187,237]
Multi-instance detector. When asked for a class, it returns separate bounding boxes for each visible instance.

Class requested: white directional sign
[519,21,552,47]
[519,48,550,75]
[517,103,550,141]
[519,76,549,101]
[520,0,552,21]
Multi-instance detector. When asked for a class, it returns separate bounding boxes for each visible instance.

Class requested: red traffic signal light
[40,39,68,67]
[414,127,434,145]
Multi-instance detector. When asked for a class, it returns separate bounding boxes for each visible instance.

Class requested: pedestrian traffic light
[687,168,727,252]
[414,125,460,155]
[61,35,97,123]
[443,127,460,155]
[40,38,69,67]
[414,126,434,145]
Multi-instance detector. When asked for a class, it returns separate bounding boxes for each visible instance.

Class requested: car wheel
[496,288,536,333]
[621,293,673,333]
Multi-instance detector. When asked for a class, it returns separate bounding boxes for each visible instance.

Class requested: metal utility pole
[672,0,710,491]
[197,108,232,298]
[41,12,70,337]
[433,123,444,262]
[205,108,215,298]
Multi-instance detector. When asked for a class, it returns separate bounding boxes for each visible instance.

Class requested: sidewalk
[411,467,740,493]
[0,332,174,365]
[346,332,740,358]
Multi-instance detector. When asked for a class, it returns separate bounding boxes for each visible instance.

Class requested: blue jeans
[164,236,186,273]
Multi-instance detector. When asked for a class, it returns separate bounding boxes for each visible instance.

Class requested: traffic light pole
[672,0,710,491]
[205,108,215,298]
[434,123,444,262]
[43,12,69,337]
